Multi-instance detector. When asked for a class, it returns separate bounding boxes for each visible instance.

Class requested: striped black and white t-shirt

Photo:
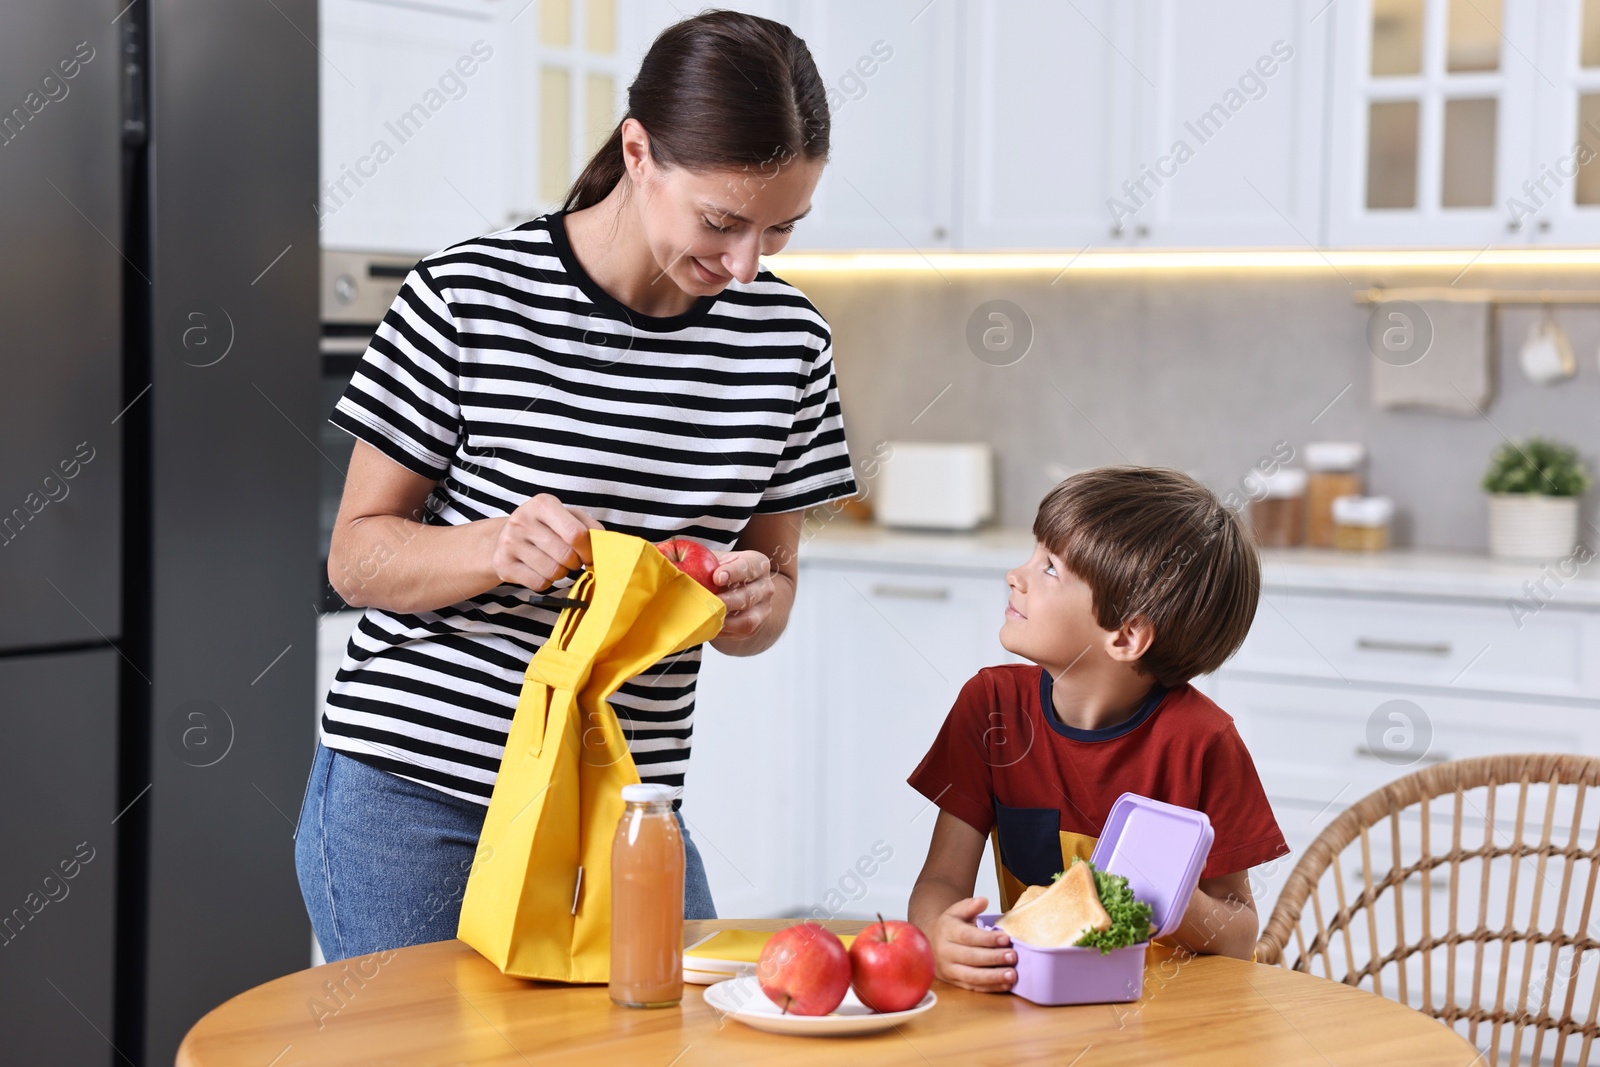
[321,210,858,806]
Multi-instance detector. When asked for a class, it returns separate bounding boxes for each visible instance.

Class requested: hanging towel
[1370,301,1495,414]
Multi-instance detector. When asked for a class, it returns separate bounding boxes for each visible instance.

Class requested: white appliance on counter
[875,442,995,531]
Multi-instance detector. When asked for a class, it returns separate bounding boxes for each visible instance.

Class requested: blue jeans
[294,741,717,963]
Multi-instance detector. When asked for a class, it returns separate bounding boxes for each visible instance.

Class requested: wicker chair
[1257,754,1600,1066]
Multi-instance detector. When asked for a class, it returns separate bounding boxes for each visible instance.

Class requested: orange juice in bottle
[609,783,684,1007]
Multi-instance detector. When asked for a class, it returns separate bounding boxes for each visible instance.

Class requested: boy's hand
[931,896,1017,993]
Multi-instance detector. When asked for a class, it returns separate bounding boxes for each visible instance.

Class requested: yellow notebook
[683,929,858,983]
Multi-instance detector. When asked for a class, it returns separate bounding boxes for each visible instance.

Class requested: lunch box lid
[1088,793,1215,941]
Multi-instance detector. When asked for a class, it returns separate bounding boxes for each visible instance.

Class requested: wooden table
[177,919,1480,1066]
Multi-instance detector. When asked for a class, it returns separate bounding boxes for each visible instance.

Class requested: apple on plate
[654,538,720,592]
[849,914,935,1013]
[756,922,851,1016]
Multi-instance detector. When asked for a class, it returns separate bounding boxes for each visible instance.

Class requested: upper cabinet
[779,1,958,251]
[963,0,1330,250]
[1529,0,1600,244]
[323,0,1600,253]
[1325,0,1600,247]
[318,0,513,253]
[1123,0,1329,247]
[960,0,1141,250]
[509,0,634,225]
[619,0,957,251]
[1326,0,1538,246]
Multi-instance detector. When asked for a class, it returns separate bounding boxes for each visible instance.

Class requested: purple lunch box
[976,792,1214,1006]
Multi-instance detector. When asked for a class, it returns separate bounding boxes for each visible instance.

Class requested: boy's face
[1000,541,1114,672]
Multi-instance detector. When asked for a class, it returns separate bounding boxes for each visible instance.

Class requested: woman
[295,10,857,962]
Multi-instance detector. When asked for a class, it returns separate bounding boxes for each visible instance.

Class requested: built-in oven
[319,248,424,611]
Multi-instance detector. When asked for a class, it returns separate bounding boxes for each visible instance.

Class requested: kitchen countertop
[796,520,1600,608]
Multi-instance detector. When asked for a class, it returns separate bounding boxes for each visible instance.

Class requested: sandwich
[995,860,1111,947]
[995,858,1154,953]
[1010,884,1047,912]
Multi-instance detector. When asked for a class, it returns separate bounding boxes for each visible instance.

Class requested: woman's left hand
[711,550,775,640]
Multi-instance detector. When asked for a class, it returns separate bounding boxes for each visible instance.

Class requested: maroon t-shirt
[908,664,1288,887]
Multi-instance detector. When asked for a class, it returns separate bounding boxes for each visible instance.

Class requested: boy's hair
[1032,466,1260,686]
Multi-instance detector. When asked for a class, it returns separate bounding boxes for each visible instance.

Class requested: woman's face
[623,119,825,294]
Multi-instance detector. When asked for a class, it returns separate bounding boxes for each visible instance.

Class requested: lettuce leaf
[1051,857,1154,954]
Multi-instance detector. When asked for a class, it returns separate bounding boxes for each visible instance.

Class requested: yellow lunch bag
[457,529,725,982]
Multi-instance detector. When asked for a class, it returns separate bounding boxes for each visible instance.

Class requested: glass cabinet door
[1329,0,1536,245]
[1527,0,1600,243]
[504,0,631,221]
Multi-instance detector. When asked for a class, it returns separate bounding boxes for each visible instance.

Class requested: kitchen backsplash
[784,265,1600,552]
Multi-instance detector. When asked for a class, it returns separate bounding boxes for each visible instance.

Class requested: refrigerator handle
[120,19,146,148]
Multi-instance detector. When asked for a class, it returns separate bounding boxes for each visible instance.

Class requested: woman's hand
[710,549,776,640]
[490,493,604,592]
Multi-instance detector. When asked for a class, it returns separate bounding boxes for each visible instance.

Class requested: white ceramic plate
[701,975,936,1036]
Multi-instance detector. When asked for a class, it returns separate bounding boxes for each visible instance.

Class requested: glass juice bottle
[609,783,684,1008]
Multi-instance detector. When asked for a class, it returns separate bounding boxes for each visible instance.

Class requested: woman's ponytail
[565,122,628,213]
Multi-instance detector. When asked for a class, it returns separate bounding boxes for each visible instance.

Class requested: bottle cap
[1332,495,1393,526]
[1257,468,1307,498]
[621,784,674,804]
[1305,441,1367,472]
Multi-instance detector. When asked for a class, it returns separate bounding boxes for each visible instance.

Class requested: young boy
[906,466,1288,992]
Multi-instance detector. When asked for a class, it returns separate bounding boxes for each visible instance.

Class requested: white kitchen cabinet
[778,1,958,251]
[1218,669,1600,1026]
[1324,0,1541,246]
[959,0,1329,250]
[1215,592,1600,925]
[688,558,1010,921]
[618,1,955,252]
[512,0,637,221]
[1527,0,1600,245]
[690,531,1600,943]
[1218,674,1594,822]
[320,0,638,250]
[960,0,1142,250]
[323,1,1600,253]
[319,0,514,253]
[1121,0,1330,247]
[809,565,1012,920]
[1234,589,1600,701]
[682,618,811,920]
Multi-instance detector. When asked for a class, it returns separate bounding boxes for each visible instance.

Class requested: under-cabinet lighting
[763,248,1600,273]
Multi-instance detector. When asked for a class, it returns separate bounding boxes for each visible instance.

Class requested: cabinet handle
[1355,637,1452,656]
[869,584,951,601]
[1354,745,1451,765]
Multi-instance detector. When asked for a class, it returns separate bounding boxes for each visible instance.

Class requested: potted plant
[1481,437,1592,560]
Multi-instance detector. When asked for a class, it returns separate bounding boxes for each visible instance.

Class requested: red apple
[654,538,720,592]
[849,914,935,1013]
[756,922,851,1016]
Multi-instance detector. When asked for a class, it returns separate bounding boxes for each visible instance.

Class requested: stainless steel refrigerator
[0,3,318,1064]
